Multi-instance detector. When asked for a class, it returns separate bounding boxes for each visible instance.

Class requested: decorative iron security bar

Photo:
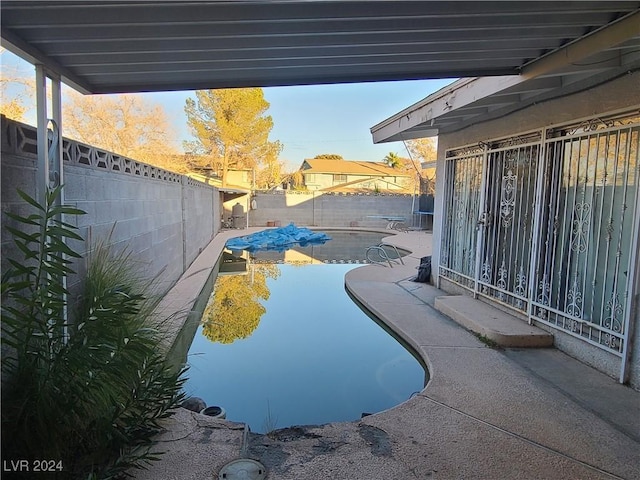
[440,147,484,290]
[441,113,639,358]
[532,118,639,355]
[477,140,540,311]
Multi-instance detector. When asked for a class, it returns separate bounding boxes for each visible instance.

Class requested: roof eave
[371,9,640,144]
[371,75,524,143]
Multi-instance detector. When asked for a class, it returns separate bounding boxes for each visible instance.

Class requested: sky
[3,50,454,171]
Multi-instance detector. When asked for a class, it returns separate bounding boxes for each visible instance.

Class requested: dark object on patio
[414,256,431,283]
[201,406,227,419]
[419,194,434,212]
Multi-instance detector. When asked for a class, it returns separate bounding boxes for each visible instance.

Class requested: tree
[282,168,305,190]
[384,152,402,168]
[405,138,438,194]
[63,90,181,171]
[184,88,282,187]
[256,154,285,190]
[405,137,437,164]
[0,48,34,122]
[313,153,343,160]
[201,264,280,344]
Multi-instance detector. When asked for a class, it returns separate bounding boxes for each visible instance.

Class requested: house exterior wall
[225,169,252,189]
[433,72,640,387]
[303,172,408,191]
[248,191,414,228]
[1,116,219,307]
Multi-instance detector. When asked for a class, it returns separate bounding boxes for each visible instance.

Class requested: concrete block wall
[249,191,415,228]
[1,116,218,306]
[183,176,220,271]
[63,164,187,298]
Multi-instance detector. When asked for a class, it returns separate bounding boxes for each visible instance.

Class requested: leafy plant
[475,333,501,350]
[1,186,186,479]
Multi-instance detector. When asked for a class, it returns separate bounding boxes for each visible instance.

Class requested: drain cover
[218,459,266,480]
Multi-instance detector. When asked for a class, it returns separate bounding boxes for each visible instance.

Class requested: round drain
[218,459,266,480]
[201,405,226,419]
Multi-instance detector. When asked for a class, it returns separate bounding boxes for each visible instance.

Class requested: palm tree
[384,152,402,168]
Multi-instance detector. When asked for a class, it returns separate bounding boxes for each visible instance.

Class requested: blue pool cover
[225,223,331,252]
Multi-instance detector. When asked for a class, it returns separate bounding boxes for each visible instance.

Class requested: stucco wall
[248,191,415,228]
[1,116,219,307]
[432,73,640,387]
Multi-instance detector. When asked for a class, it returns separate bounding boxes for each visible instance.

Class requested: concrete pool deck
[137,229,640,480]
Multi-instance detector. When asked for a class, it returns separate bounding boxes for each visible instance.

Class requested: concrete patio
[136,229,640,480]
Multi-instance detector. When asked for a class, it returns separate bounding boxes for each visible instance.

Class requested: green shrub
[1,186,186,479]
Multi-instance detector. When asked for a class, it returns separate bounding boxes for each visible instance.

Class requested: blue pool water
[182,231,427,433]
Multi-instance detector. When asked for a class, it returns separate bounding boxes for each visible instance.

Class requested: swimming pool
[180,231,427,433]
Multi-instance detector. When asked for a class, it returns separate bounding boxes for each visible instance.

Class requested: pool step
[434,295,554,348]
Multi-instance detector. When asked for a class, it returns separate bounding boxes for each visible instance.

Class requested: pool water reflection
[183,232,427,433]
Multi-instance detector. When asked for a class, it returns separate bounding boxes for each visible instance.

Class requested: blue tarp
[226,223,331,252]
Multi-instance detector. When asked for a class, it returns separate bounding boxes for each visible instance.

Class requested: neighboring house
[299,158,412,193]
[372,67,640,387]
[187,166,253,191]
[224,169,253,190]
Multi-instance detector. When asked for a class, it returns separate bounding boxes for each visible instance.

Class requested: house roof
[1,1,639,94]
[302,159,409,177]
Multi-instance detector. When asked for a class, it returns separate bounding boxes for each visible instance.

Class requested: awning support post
[35,64,68,334]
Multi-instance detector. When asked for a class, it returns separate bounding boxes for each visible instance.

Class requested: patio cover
[1,1,639,95]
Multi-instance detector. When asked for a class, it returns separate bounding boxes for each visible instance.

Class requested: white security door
[477,139,541,312]
[440,149,484,290]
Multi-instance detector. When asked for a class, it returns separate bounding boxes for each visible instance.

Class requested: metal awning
[1,1,639,94]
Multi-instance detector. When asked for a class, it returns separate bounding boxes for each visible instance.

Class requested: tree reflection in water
[201,264,280,344]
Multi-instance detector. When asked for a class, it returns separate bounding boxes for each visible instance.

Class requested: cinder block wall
[1,116,219,305]
[249,191,415,228]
